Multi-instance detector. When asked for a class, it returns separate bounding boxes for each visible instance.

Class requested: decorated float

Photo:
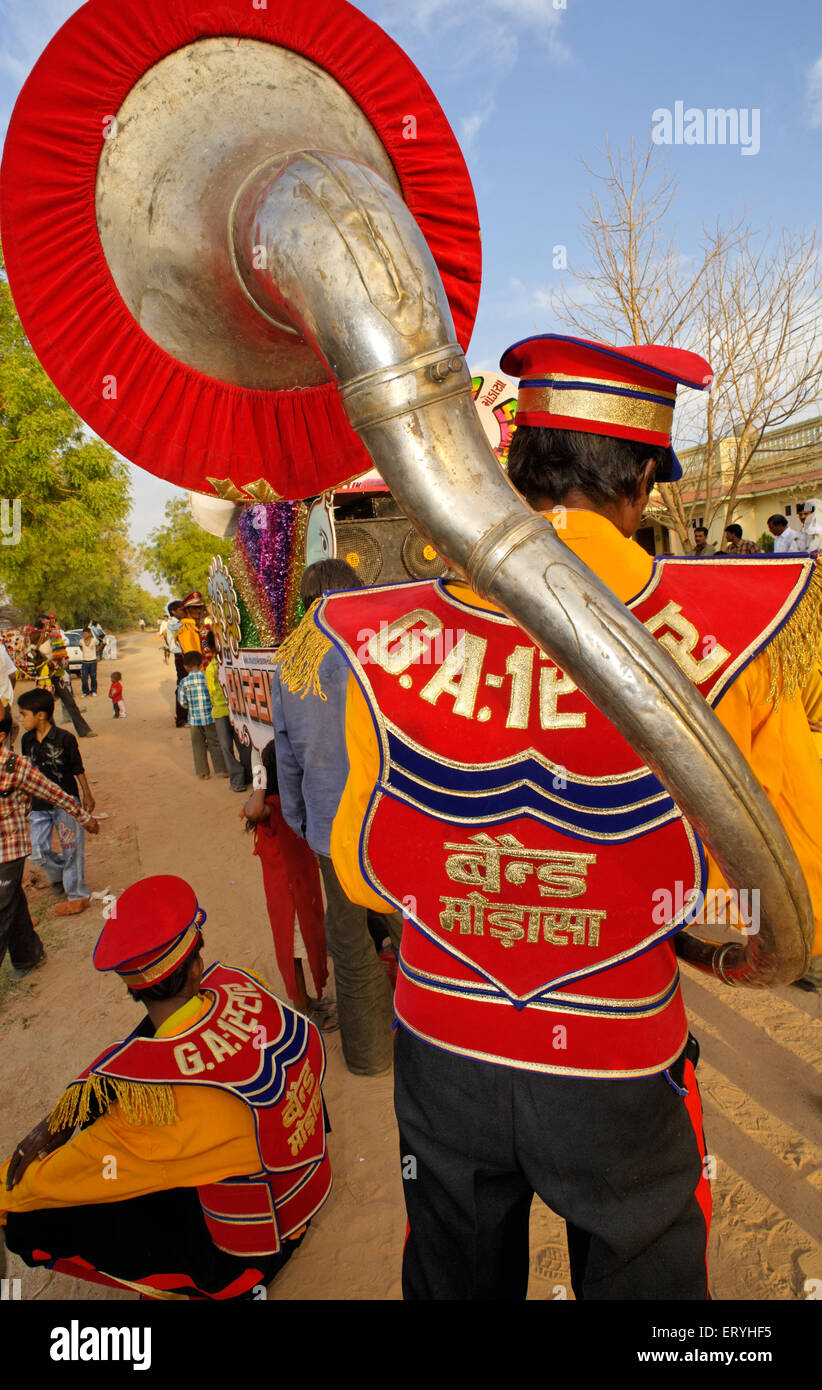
[200,370,518,755]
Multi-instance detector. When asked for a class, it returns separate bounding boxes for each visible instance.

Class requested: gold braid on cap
[516,373,676,437]
[116,923,202,990]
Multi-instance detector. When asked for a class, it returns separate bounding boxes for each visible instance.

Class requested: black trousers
[394,1027,710,1301]
[54,678,92,738]
[6,1185,305,1300]
[174,653,189,726]
[0,857,44,971]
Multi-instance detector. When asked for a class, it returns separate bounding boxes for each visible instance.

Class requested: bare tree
[554,141,822,548]
[696,228,822,532]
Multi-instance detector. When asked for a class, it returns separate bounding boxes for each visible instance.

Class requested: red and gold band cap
[93,875,206,990]
[499,334,713,482]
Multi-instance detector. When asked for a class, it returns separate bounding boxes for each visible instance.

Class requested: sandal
[301,998,340,1033]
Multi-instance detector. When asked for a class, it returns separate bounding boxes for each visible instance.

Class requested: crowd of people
[0,336,821,1303]
[690,501,822,556]
[0,613,110,955]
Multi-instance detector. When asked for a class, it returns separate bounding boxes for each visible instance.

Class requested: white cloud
[808,51,822,127]
[374,0,569,155]
[384,0,566,40]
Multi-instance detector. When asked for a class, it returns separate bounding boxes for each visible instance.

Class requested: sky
[1,0,821,552]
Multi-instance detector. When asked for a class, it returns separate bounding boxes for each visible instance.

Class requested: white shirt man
[0,646,17,705]
[797,501,822,552]
[767,515,803,553]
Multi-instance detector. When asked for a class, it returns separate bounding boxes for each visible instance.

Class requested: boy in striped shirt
[0,704,99,980]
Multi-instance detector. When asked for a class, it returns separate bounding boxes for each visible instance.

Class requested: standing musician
[0,875,331,1299]
[283,334,822,1299]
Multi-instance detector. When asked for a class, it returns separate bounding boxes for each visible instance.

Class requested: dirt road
[1,632,820,1300]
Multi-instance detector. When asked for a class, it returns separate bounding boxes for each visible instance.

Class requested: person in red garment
[243,741,337,1031]
[302,333,822,1299]
[0,875,332,1299]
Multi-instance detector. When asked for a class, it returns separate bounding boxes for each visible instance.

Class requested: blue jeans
[81,661,97,695]
[29,808,89,900]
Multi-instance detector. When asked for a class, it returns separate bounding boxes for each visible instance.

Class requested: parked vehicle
[62,628,84,677]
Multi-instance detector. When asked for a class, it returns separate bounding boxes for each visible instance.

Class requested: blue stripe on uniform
[385,730,675,841]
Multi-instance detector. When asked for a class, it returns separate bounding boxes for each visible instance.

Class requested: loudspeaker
[335,518,447,586]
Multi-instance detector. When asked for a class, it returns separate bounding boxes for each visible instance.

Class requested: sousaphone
[1,0,812,985]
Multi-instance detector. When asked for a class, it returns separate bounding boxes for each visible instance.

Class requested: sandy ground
[1,632,821,1302]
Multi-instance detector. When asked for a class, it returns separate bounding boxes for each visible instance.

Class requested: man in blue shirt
[271,561,401,1076]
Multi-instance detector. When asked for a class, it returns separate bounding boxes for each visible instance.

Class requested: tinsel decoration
[237,595,262,650]
[228,501,308,647]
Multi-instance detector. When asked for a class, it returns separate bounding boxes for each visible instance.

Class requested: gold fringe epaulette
[48,1074,176,1134]
[274,600,331,701]
[767,562,822,706]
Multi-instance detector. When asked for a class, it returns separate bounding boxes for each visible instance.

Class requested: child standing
[108,671,125,718]
[177,652,227,780]
[16,689,99,919]
[203,632,248,793]
[79,628,98,697]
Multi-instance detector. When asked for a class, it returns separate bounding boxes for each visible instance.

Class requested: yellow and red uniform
[1,963,331,1299]
[323,511,822,1080]
[177,618,203,657]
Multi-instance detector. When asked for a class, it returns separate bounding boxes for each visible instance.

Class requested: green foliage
[0,245,144,628]
[108,571,168,627]
[142,496,231,597]
[757,532,775,553]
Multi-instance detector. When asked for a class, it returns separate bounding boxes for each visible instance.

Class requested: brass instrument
[2,13,812,987]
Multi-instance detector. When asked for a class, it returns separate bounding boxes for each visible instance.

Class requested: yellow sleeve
[205,660,221,706]
[710,652,822,955]
[330,673,395,911]
[0,1084,260,1220]
[178,622,201,656]
[800,664,822,760]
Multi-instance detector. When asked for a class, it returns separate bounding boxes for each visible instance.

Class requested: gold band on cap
[117,924,200,989]
[547,372,677,401]
[518,377,676,438]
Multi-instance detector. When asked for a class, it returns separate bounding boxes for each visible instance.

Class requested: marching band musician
[281,334,822,1300]
[0,875,331,1299]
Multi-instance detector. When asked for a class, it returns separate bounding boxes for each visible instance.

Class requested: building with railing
[646,414,822,553]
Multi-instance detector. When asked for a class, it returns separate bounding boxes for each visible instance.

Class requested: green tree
[142,497,231,596]
[0,245,140,628]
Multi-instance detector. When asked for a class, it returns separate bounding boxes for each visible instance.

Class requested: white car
[62,628,85,677]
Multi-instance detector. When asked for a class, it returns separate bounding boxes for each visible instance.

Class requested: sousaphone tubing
[1,0,812,986]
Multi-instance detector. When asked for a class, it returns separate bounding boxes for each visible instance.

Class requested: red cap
[181,591,206,608]
[93,876,206,990]
[499,334,713,481]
